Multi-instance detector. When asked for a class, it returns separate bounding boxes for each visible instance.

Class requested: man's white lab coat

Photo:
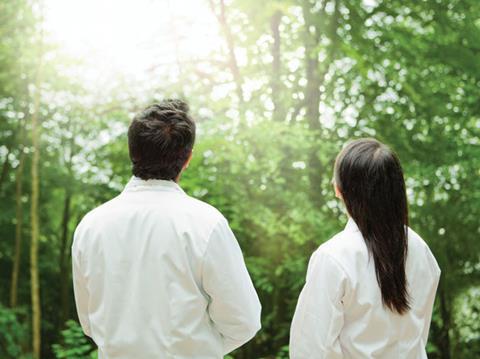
[72,177,261,359]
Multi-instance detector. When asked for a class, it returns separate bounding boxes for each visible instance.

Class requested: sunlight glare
[45,0,223,88]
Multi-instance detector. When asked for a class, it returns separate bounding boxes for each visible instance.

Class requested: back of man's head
[128,99,195,181]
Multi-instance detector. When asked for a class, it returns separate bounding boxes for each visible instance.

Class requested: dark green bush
[0,304,29,359]
[52,320,96,359]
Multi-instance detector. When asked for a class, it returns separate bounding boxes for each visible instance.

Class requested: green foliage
[454,287,480,357]
[0,0,479,358]
[52,320,96,359]
[0,304,29,359]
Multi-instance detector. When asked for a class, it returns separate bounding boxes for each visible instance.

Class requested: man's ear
[334,184,342,199]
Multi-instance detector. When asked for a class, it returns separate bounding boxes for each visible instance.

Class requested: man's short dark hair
[128,99,195,180]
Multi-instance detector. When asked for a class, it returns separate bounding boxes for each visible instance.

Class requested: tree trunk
[208,0,244,107]
[270,10,284,122]
[302,2,325,209]
[59,189,72,324]
[30,8,43,355]
[0,146,11,195]
[10,145,26,307]
[301,0,340,209]
[30,90,41,359]
[59,116,76,325]
[167,0,185,95]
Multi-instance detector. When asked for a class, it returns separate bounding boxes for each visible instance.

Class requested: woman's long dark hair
[334,138,410,315]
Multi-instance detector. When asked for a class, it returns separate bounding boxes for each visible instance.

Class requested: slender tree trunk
[167,0,185,98]
[10,145,26,307]
[208,0,244,107]
[31,89,41,359]
[301,0,340,210]
[270,10,284,122]
[10,11,31,308]
[59,118,76,325]
[59,189,72,324]
[302,2,325,209]
[30,7,43,355]
[0,146,11,194]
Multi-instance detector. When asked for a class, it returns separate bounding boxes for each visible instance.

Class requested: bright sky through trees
[44,0,223,88]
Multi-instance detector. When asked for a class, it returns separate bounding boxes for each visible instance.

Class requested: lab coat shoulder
[316,228,365,274]
[182,194,225,223]
[304,229,357,301]
[406,227,441,278]
[179,194,230,250]
[72,196,122,248]
[77,195,125,227]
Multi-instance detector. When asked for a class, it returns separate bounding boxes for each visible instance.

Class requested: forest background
[0,0,479,358]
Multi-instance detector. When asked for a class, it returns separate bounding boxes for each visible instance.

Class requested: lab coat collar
[123,176,185,194]
[345,217,360,233]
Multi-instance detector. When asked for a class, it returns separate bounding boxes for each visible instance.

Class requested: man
[72,100,261,359]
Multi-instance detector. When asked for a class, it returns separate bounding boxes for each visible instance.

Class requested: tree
[10,122,26,308]
[30,6,44,357]
[208,0,245,109]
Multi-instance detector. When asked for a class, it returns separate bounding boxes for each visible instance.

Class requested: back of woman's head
[334,138,410,315]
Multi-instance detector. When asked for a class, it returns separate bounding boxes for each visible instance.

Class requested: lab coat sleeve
[72,229,92,337]
[422,246,441,345]
[289,250,347,359]
[201,218,262,355]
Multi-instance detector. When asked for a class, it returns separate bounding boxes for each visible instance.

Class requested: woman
[290,138,440,358]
